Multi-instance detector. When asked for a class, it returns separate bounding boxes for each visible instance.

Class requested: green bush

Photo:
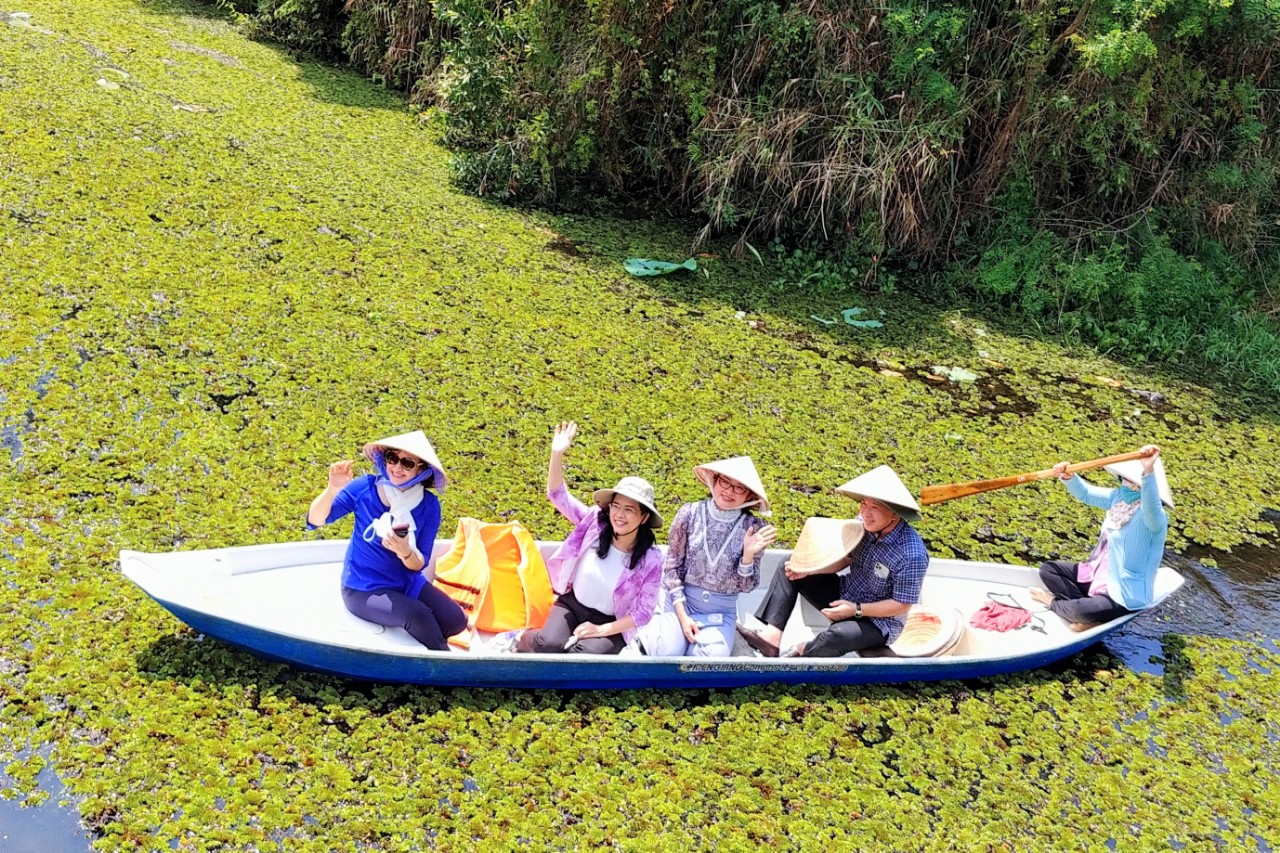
[219,0,1280,392]
[238,0,348,58]
[954,220,1280,394]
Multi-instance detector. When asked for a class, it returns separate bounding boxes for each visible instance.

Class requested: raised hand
[551,421,578,455]
[742,524,778,562]
[1051,461,1072,480]
[1139,444,1160,474]
[328,460,354,490]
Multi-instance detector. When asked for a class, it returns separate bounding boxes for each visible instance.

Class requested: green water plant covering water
[1,0,1279,848]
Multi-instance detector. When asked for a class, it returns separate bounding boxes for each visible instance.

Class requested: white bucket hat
[1103,457,1174,508]
[834,465,921,522]
[593,476,664,528]
[367,430,449,491]
[693,456,771,515]
[787,517,864,574]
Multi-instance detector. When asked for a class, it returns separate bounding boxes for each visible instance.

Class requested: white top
[572,546,627,615]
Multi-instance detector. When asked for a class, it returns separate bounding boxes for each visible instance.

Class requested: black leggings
[1038,560,1133,625]
[342,583,468,651]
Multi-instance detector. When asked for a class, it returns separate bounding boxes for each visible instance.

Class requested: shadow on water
[0,747,93,853]
[537,206,1280,423]
[132,629,1160,723]
[1158,542,1280,640]
[135,0,411,113]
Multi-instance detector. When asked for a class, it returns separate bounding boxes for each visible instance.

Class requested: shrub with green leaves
[223,0,1280,392]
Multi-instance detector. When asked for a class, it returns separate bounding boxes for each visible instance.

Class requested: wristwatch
[854,602,863,618]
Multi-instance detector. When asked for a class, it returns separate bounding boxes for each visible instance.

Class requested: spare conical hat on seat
[834,465,921,522]
[693,456,771,515]
[370,430,449,491]
[787,517,864,574]
[1102,457,1174,508]
[889,608,964,658]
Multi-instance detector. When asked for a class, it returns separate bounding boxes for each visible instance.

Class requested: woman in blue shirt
[307,430,466,650]
[1030,445,1171,629]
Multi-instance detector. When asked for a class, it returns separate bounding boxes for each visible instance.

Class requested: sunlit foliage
[1,1,1278,849]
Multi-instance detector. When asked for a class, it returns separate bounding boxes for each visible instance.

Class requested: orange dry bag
[431,518,555,648]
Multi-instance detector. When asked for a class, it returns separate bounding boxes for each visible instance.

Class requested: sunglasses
[384,450,428,472]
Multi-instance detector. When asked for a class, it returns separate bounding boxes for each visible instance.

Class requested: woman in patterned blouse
[639,457,777,657]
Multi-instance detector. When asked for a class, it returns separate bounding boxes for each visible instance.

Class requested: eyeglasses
[608,502,643,520]
[384,450,428,472]
[713,475,750,496]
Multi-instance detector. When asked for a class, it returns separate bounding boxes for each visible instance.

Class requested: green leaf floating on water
[623,257,697,276]
[841,307,885,328]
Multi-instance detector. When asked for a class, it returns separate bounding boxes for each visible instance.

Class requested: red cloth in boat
[969,600,1033,632]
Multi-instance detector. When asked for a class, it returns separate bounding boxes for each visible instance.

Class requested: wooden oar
[919,448,1157,506]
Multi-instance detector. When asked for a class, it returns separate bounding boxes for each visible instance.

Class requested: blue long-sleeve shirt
[307,475,442,594]
[1064,471,1167,610]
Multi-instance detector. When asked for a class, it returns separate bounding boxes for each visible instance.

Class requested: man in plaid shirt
[739,466,929,657]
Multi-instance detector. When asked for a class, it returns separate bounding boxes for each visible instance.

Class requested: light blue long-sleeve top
[1064,471,1168,610]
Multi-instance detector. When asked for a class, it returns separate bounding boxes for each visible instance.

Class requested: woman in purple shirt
[516,422,665,655]
[306,430,466,651]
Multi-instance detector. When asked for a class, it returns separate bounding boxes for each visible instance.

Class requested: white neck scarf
[362,482,425,560]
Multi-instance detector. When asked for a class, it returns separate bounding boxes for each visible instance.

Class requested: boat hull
[121,540,1183,689]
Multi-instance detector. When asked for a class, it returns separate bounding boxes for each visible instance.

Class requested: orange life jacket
[432,518,555,649]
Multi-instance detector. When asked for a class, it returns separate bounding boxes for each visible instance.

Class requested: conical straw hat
[834,465,921,522]
[693,456,771,515]
[369,430,449,491]
[787,517,864,575]
[1103,457,1174,508]
[889,608,964,658]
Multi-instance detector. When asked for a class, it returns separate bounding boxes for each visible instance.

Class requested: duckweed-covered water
[2,0,1278,849]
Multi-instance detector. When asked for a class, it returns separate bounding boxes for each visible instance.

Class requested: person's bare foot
[735,624,780,657]
[1028,587,1054,606]
[757,625,783,647]
[1068,621,1099,633]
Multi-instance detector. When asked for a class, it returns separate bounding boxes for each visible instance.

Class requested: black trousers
[753,570,887,657]
[1038,560,1133,625]
[517,590,626,655]
[342,583,467,651]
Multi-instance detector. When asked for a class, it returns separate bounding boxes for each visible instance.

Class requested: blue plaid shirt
[838,519,929,644]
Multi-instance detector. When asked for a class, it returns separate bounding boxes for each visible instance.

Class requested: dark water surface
[0,748,93,852]
[1136,544,1280,641]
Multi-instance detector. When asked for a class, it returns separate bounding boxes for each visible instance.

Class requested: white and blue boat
[120,540,1183,689]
